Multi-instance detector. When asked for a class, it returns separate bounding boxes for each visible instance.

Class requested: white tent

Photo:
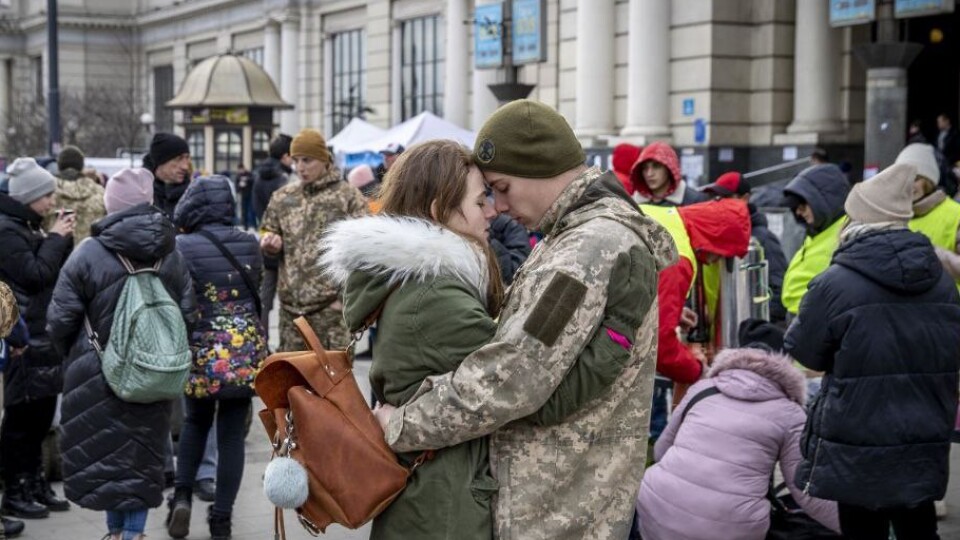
[336,112,476,154]
[327,117,387,153]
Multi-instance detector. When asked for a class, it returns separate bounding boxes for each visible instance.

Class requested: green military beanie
[473,99,586,179]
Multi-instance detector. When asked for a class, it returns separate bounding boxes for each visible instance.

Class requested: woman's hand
[372,403,397,432]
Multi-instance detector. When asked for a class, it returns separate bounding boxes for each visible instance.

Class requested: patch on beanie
[477,139,496,164]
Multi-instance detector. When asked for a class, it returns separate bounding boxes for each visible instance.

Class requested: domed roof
[166,53,293,109]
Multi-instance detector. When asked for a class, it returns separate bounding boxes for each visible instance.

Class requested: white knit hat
[895,143,940,186]
[845,163,915,224]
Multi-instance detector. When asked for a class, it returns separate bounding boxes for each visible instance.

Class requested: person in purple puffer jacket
[635,330,839,540]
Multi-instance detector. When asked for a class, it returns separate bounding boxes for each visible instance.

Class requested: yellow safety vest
[641,205,696,287]
[910,197,960,292]
[782,217,846,315]
[642,204,721,339]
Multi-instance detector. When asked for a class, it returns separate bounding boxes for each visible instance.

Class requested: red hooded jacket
[630,142,683,200]
[612,143,642,195]
[655,199,751,383]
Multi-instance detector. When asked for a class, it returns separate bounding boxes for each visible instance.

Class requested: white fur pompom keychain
[263,456,309,509]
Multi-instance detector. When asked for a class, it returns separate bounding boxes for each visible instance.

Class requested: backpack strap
[196,229,263,317]
[83,316,104,355]
[679,385,722,424]
[116,253,162,274]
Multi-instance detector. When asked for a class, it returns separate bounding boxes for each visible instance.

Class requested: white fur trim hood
[320,215,488,297]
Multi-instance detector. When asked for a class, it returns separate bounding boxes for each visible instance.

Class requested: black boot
[1,477,49,519]
[166,487,192,539]
[2,516,25,538]
[29,469,69,512]
[208,506,232,540]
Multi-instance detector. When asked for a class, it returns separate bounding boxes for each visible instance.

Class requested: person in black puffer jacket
[166,176,266,540]
[47,167,196,540]
[785,163,960,539]
[0,158,75,520]
[252,134,294,342]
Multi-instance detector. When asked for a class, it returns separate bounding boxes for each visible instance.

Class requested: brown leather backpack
[255,317,425,536]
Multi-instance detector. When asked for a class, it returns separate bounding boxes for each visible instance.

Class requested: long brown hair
[379,140,504,315]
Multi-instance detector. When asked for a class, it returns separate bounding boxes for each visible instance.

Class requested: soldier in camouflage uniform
[0,281,18,338]
[375,100,677,539]
[260,128,369,351]
[42,146,105,246]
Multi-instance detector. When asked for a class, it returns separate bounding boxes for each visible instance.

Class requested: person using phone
[0,157,74,520]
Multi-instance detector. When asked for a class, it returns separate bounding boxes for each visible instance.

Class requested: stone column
[444,0,469,128]
[620,0,670,141]
[0,58,8,142]
[471,0,501,130]
[280,14,300,134]
[786,0,842,135]
[574,0,615,144]
[263,21,281,90]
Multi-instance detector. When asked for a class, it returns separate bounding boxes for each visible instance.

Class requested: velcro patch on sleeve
[522,272,588,347]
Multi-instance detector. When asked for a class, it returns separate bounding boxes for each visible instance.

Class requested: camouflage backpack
[84,254,191,403]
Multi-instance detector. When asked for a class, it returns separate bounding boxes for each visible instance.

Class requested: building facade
[0,0,956,183]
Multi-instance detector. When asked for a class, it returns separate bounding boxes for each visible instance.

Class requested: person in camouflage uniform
[374,100,676,539]
[260,128,369,351]
[42,146,105,246]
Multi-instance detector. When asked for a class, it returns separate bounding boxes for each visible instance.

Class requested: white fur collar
[320,215,487,297]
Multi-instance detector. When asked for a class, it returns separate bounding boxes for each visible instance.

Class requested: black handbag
[766,482,842,540]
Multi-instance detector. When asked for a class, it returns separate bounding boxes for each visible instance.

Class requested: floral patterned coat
[173,176,267,400]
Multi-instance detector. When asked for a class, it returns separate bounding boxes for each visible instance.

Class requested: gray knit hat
[845,163,915,224]
[6,157,57,204]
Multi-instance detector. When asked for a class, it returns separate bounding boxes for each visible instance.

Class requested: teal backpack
[84,254,191,403]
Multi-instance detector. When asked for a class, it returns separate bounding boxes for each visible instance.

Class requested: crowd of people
[0,101,958,540]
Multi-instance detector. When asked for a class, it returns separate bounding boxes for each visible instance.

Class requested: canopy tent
[334,112,476,154]
[327,117,387,152]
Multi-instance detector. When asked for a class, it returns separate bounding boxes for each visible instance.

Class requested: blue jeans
[649,377,673,441]
[106,508,148,539]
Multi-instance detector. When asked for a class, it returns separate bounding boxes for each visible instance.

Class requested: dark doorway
[907,11,960,143]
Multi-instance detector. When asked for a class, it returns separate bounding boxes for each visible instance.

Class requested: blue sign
[512,0,546,65]
[895,0,954,18]
[474,3,504,69]
[829,0,875,27]
[682,98,695,116]
[694,119,707,145]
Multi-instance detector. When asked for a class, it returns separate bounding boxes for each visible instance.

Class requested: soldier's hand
[372,403,396,432]
[261,232,283,255]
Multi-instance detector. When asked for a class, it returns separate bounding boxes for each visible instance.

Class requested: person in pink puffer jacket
[635,343,840,540]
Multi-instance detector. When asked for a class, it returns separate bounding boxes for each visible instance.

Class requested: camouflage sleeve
[528,245,658,425]
[385,221,645,452]
[260,191,282,235]
[347,186,372,218]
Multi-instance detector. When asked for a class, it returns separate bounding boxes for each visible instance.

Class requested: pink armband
[606,328,632,350]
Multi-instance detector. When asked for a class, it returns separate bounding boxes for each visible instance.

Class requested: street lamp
[139,112,154,166]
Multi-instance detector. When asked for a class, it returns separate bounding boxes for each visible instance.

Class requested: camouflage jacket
[261,170,369,314]
[385,168,677,539]
[43,169,106,246]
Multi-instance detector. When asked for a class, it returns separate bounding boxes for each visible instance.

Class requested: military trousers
[278,305,351,352]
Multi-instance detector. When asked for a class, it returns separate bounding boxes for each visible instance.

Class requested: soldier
[374,100,676,539]
[42,145,106,246]
[260,128,369,351]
